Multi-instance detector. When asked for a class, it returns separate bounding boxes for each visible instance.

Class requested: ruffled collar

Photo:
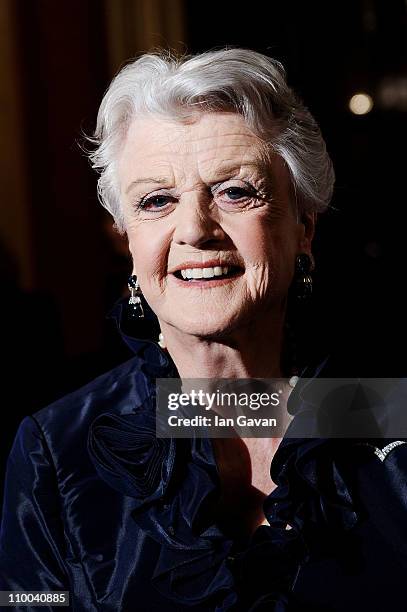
[107,296,178,378]
[266,356,360,542]
[88,298,360,610]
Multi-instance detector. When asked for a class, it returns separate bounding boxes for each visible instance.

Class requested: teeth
[179,266,230,279]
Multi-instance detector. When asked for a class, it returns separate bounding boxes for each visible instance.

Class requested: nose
[172,192,227,249]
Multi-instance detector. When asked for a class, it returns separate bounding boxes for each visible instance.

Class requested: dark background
[1,0,406,503]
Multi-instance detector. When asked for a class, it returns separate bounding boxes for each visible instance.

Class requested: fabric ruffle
[269,366,363,536]
[229,525,305,611]
[226,379,365,611]
[267,437,359,539]
[87,403,175,508]
[88,397,236,608]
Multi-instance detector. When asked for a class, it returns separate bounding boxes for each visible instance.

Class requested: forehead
[118,112,265,180]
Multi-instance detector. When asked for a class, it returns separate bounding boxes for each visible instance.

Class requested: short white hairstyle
[88,48,335,233]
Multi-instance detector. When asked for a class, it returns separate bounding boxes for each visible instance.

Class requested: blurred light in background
[349,93,374,115]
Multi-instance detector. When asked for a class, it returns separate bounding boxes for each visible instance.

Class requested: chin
[165,307,253,340]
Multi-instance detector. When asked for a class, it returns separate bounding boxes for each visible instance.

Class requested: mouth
[169,262,245,287]
[172,264,243,282]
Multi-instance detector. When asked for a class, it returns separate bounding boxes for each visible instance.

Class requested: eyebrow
[125,177,169,195]
[125,161,267,195]
[208,161,266,182]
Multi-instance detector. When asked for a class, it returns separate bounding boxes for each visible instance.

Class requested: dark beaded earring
[293,253,313,300]
[283,254,314,377]
[127,275,145,318]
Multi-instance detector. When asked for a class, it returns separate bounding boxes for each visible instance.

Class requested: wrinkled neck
[160,311,285,379]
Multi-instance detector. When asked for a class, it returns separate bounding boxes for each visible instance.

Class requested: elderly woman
[1,48,407,612]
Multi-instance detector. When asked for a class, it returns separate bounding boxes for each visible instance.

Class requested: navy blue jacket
[2,300,407,611]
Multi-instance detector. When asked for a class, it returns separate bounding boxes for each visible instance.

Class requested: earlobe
[298,211,316,252]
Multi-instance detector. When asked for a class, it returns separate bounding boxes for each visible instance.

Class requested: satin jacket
[1,299,407,611]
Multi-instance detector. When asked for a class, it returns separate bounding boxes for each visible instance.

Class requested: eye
[213,180,260,209]
[222,186,253,201]
[136,193,177,212]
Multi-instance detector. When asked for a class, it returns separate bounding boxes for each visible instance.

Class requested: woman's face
[118,112,314,338]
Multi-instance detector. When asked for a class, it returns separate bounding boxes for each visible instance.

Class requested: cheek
[239,224,297,293]
[127,224,170,286]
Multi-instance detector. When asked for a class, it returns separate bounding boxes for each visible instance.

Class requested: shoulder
[13,356,152,474]
[35,356,147,428]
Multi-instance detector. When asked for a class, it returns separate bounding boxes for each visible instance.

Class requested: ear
[297,210,316,258]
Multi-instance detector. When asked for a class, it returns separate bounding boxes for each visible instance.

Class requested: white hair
[88,48,335,233]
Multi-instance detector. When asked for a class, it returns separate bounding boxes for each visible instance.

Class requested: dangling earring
[293,253,313,300]
[127,275,145,318]
[158,332,166,349]
[283,254,314,377]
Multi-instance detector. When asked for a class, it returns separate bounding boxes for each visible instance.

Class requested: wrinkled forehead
[125,111,261,150]
[118,113,266,173]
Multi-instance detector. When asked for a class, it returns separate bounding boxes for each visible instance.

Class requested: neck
[159,309,285,379]
[159,308,292,540]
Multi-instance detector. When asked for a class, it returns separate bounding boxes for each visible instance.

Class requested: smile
[174,265,240,280]
[170,262,244,287]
